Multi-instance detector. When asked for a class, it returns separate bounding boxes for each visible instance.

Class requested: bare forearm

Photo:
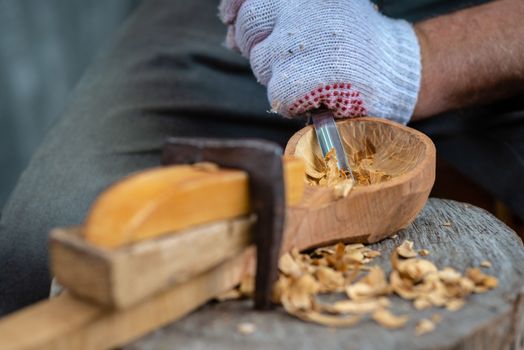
[412,0,524,120]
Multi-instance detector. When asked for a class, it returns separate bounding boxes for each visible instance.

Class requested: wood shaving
[419,249,430,257]
[346,266,391,300]
[292,310,361,328]
[414,298,432,310]
[333,180,354,199]
[372,308,409,329]
[321,298,390,315]
[390,249,496,313]
[280,274,319,313]
[445,299,465,311]
[306,149,355,194]
[396,240,418,258]
[480,260,492,268]
[305,139,391,192]
[363,250,381,258]
[466,268,498,292]
[237,322,256,335]
[315,266,345,293]
[279,253,302,278]
[416,319,435,335]
[395,258,437,283]
[221,240,498,333]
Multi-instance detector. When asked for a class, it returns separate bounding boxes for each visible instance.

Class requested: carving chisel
[311,110,355,181]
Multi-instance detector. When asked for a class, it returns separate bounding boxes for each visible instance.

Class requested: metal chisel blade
[311,110,355,181]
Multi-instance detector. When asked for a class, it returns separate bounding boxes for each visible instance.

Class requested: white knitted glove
[219,0,421,124]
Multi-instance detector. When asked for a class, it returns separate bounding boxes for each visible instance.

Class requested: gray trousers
[0,0,522,315]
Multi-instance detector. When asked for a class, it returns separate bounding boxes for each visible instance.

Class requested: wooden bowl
[283,117,436,246]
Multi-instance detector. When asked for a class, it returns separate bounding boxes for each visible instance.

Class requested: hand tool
[311,109,355,181]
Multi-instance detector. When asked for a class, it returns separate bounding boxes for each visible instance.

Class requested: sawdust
[221,239,498,334]
[305,139,391,191]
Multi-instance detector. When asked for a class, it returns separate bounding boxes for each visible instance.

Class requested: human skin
[412,0,524,120]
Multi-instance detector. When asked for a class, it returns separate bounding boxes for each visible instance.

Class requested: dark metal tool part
[162,137,286,310]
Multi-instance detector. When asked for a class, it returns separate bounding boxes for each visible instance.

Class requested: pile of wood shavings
[219,240,498,335]
[305,149,355,199]
[306,139,391,195]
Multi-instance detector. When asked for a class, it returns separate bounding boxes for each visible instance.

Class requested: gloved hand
[219,0,421,124]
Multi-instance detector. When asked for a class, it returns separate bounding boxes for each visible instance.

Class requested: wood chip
[346,267,391,300]
[416,319,435,335]
[414,298,432,310]
[419,249,430,256]
[445,299,465,311]
[363,250,381,258]
[372,309,409,329]
[223,240,500,332]
[293,311,361,328]
[280,274,320,313]
[396,258,437,282]
[322,298,389,315]
[480,260,492,268]
[237,322,256,335]
[333,180,354,199]
[438,267,462,284]
[309,149,354,190]
[397,240,418,258]
[466,268,498,293]
[306,140,390,189]
[279,253,302,278]
[389,247,497,314]
[315,266,345,292]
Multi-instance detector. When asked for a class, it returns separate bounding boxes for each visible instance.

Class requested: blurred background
[0,0,139,208]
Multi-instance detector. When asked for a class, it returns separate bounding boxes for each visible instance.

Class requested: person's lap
[0,0,522,315]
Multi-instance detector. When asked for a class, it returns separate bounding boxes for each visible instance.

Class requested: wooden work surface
[126,199,524,350]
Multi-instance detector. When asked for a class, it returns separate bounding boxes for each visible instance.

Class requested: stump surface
[126,199,524,350]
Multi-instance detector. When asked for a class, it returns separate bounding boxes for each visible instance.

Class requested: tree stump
[126,199,524,350]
